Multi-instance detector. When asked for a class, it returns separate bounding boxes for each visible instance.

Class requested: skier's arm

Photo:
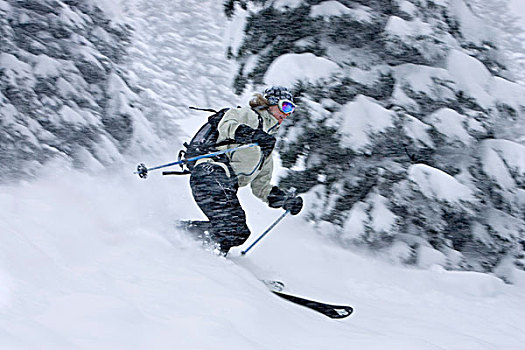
[217,108,259,141]
[250,156,274,202]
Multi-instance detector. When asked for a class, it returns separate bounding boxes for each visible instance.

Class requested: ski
[261,280,353,319]
[271,290,353,319]
[177,221,354,319]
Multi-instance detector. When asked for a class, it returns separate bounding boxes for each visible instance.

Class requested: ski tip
[262,280,285,292]
[331,306,354,319]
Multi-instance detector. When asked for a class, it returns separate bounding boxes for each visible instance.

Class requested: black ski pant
[190,162,250,252]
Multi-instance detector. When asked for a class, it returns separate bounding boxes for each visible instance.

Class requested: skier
[189,86,303,255]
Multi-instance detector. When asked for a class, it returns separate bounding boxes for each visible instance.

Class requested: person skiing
[188,86,303,255]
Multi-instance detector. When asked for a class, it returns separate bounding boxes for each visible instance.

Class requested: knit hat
[263,86,294,105]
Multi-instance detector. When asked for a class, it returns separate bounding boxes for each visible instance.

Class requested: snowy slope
[1,0,525,349]
[2,163,525,349]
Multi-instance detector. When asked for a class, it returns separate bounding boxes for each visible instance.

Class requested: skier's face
[269,105,291,124]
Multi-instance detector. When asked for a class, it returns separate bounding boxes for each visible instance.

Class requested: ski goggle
[278,99,296,114]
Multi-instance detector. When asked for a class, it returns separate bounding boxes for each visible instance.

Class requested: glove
[267,186,286,208]
[267,186,303,215]
[283,196,303,215]
[235,124,276,158]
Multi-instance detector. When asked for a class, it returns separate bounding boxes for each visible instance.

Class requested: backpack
[174,107,236,174]
[165,106,264,176]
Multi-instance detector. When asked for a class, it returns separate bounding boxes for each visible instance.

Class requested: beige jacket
[195,106,280,202]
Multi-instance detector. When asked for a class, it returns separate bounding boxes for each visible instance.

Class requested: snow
[369,192,398,233]
[123,0,238,140]
[332,95,395,152]
[393,64,456,101]
[92,0,124,23]
[310,1,352,18]
[446,49,492,108]
[0,103,18,126]
[426,108,472,145]
[408,164,475,204]
[55,77,78,98]
[274,0,304,10]
[225,5,248,56]
[2,0,525,348]
[402,114,434,147]
[303,99,332,123]
[417,245,447,268]
[480,139,525,190]
[484,208,523,241]
[0,0,10,12]
[394,52,525,117]
[385,16,433,37]
[57,105,99,127]
[398,0,417,18]
[391,84,419,112]
[509,0,525,31]
[489,77,525,114]
[2,164,525,349]
[310,1,373,23]
[483,139,525,177]
[31,55,61,78]
[387,240,413,264]
[59,6,87,28]
[264,53,340,86]
[0,53,34,85]
[342,201,367,241]
[448,0,493,45]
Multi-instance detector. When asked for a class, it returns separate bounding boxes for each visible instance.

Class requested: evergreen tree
[0,0,150,181]
[226,0,525,273]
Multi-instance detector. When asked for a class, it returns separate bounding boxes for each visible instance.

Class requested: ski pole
[241,210,289,255]
[241,187,297,255]
[134,143,258,179]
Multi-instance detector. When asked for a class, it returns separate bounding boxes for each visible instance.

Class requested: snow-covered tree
[469,0,525,87]
[226,0,525,273]
[0,0,157,182]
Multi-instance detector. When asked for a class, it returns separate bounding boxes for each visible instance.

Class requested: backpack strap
[213,108,264,148]
[213,138,237,147]
[251,108,264,130]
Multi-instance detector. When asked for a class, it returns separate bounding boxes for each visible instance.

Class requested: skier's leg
[190,162,250,253]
